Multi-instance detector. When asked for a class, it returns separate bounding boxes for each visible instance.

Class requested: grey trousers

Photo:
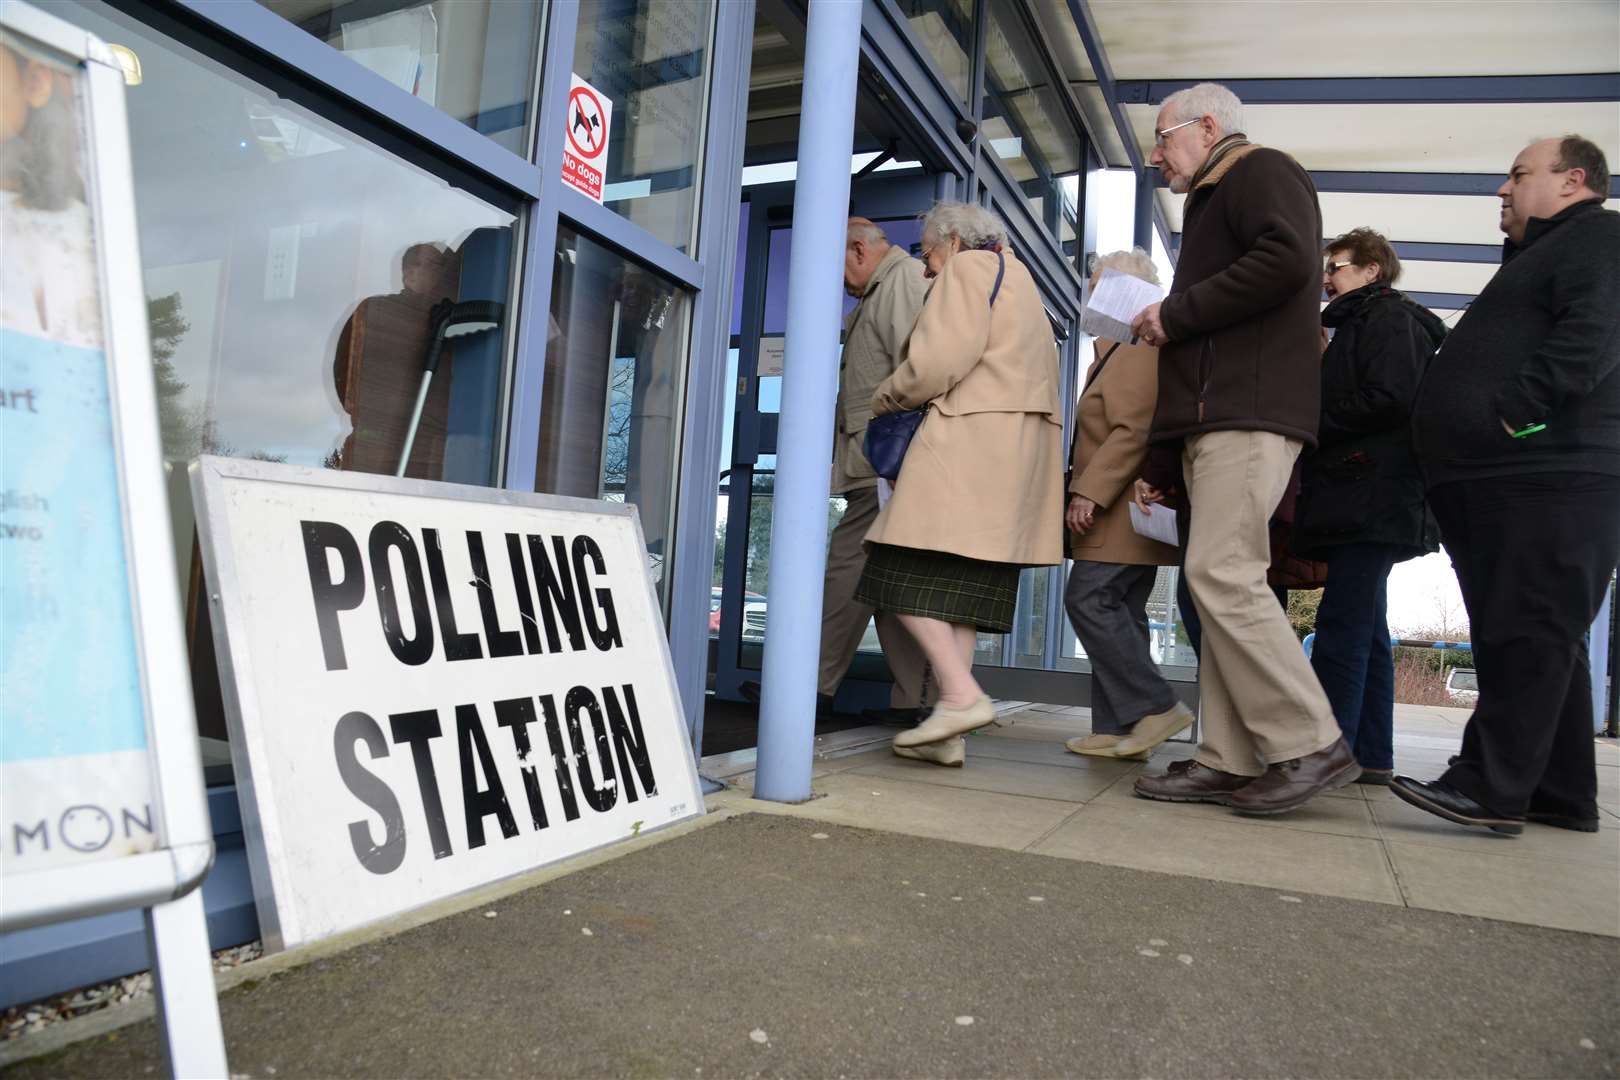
[1064,559,1177,734]
[818,486,931,706]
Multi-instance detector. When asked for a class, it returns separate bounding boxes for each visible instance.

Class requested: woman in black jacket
[1294,228,1444,784]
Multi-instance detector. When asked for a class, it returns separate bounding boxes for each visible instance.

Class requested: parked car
[1445,667,1479,707]
[709,587,767,635]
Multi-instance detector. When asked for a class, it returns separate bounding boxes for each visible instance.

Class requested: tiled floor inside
[708,703,1620,938]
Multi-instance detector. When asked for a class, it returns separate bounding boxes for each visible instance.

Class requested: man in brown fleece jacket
[1125,82,1361,814]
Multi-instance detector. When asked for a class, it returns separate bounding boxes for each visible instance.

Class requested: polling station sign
[191,457,703,950]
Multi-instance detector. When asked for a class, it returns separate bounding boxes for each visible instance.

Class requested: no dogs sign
[190,457,703,950]
[561,74,612,202]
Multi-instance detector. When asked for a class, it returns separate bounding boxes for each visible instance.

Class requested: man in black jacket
[1394,136,1620,836]
[1125,82,1360,814]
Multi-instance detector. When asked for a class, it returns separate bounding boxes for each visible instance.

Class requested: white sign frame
[0,3,224,1074]
[189,456,706,952]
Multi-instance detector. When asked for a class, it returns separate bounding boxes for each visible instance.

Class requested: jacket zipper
[1197,339,1214,422]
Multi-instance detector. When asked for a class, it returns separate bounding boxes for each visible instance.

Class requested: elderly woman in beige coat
[1063,250,1195,763]
[855,202,1064,764]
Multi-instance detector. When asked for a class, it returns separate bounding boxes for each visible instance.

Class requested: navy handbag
[863,248,1005,484]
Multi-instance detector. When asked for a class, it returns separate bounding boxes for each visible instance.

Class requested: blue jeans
[1311,544,1399,770]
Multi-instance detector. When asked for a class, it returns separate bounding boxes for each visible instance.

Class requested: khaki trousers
[1183,431,1340,776]
[819,486,931,706]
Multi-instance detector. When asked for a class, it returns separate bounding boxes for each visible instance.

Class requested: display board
[190,457,705,950]
[0,4,224,1073]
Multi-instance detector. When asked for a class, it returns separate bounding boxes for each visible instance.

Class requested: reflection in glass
[574,0,715,252]
[898,0,973,101]
[257,0,545,157]
[538,226,692,605]
[982,0,1080,239]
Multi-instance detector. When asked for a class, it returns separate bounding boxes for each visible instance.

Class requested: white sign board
[757,335,786,377]
[561,74,612,203]
[191,457,704,950]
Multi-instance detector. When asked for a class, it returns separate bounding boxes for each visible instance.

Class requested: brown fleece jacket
[1152,137,1325,448]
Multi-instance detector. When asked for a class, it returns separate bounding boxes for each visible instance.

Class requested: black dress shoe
[1526,810,1601,833]
[1389,776,1524,835]
[862,706,925,727]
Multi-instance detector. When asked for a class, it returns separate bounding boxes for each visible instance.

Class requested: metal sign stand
[0,3,225,1074]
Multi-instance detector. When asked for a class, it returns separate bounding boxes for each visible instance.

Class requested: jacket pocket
[1297,457,1374,536]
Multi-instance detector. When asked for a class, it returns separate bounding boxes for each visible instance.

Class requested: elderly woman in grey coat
[856,201,1065,765]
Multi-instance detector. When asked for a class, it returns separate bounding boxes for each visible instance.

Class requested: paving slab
[9,815,1615,1080]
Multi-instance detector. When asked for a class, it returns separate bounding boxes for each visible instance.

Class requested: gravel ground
[0,941,262,1041]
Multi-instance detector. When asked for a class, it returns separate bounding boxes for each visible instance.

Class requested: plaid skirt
[855,544,1021,633]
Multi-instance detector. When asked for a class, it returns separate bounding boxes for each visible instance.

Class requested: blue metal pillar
[1133,170,1155,253]
[753,0,862,803]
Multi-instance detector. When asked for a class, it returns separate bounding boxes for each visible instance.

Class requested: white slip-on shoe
[892,736,965,767]
[1113,702,1196,757]
[892,695,996,747]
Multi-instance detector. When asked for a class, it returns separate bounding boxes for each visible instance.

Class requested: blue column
[1133,169,1155,253]
[754,0,863,803]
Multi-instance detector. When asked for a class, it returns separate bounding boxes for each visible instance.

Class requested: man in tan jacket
[819,218,932,719]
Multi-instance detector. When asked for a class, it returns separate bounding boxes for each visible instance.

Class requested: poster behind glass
[0,28,157,873]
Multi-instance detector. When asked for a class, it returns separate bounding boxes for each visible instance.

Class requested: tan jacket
[832,246,930,494]
[1068,338,1180,567]
[866,249,1064,566]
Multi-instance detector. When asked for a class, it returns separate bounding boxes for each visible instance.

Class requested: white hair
[920,201,1010,250]
[1162,82,1244,138]
[846,219,887,247]
[1093,248,1159,286]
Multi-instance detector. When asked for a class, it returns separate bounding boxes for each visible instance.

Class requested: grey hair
[847,219,887,247]
[1162,82,1244,138]
[1093,248,1159,286]
[920,201,1010,250]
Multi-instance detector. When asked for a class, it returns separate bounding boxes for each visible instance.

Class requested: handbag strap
[988,249,1005,307]
[1083,342,1122,389]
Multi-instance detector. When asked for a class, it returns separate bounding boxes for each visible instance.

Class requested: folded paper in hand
[1128,502,1179,547]
[1080,268,1164,342]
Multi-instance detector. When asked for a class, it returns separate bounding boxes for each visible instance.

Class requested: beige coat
[832,245,931,494]
[1068,338,1180,567]
[866,249,1064,566]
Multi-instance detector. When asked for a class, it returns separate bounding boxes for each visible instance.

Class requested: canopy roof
[1036,0,1620,314]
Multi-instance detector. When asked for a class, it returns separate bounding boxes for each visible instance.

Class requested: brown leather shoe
[1229,738,1361,816]
[1133,758,1253,805]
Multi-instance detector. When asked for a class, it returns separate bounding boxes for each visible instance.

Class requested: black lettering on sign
[423,528,482,662]
[301,521,364,670]
[13,820,48,855]
[335,711,405,875]
[121,805,154,838]
[369,522,433,666]
[467,532,523,659]
[602,684,658,802]
[572,536,623,651]
[504,534,542,654]
[527,535,585,653]
[456,703,518,849]
[565,685,617,813]
[538,693,581,822]
[389,709,452,860]
[493,696,548,831]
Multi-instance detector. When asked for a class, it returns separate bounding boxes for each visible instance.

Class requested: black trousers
[1430,471,1620,819]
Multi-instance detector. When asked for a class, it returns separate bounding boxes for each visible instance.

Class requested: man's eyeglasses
[1153,117,1200,148]
[1324,260,1354,275]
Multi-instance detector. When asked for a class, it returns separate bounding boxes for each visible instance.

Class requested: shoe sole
[1525,811,1600,833]
[1114,709,1195,757]
[1390,782,1525,835]
[1066,744,1150,761]
[1229,761,1363,817]
[1132,786,1237,806]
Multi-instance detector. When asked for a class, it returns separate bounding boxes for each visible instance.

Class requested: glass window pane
[898,0,973,101]
[257,0,545,157]
[58,3,519,486]
[574,0,715,253]
[538,226,691,605]
[983,0,1081,239]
